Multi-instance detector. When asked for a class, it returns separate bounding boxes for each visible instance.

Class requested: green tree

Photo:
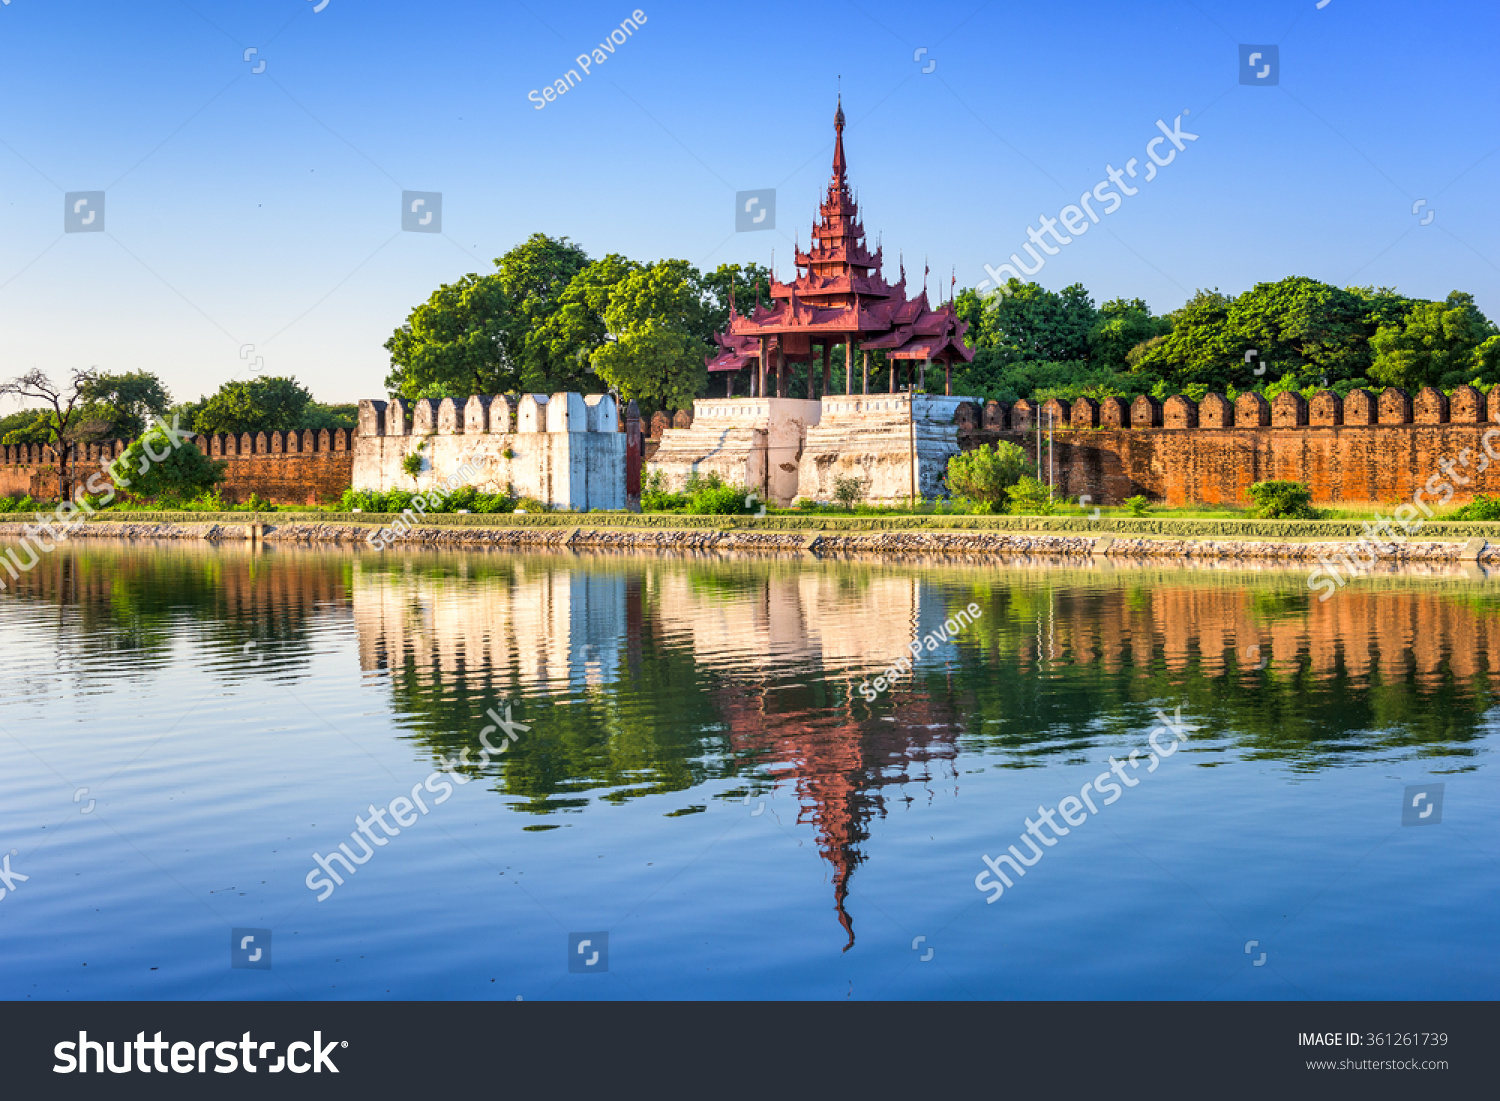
[591,260,709,413]
[384,272,516,399]
[967,280,1097,362]
[191,376,316,436]
[0,367,100,498]
[73,371,173,441]
[497,233,592,392]
[695,262,772,340]
[1369,292,1498,391]
[1089,298,1169,371]
[384,234,592,399]
[946,441,1031,512]
[0,407,55,446]
[115,420,226,502]
[532,253,640,394]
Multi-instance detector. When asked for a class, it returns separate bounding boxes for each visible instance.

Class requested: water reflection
[4,543,1497,948]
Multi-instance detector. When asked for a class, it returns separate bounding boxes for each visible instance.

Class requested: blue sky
[0,0,1495,408]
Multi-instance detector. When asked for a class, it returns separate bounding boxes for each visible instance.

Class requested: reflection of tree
[363,553,1500,947]
[0,544,340,681]
[946,575,1500,769]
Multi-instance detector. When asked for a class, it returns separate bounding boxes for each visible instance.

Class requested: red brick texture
[959,390,1500,507]
[0,430,354,505]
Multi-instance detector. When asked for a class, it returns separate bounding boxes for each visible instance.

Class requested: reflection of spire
[714,680,959,951]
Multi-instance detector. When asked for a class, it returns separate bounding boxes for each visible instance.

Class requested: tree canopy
[953,275,1498,404]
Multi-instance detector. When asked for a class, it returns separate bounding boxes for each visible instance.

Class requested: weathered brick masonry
[960,385,1500,507]
[0,429,354,505]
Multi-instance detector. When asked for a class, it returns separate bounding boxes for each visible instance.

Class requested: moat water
[1,544,1496,1000]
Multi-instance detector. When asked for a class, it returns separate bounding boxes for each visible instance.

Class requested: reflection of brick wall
[958,386,1500,507]
[0,431,354,505]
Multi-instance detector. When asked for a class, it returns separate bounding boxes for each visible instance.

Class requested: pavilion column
[845,339,853,394]
[727,371,734,398]
[922,357,930,392]
[757,338,767,398]
[776,345,786,399]
[889,357,896,393]
[821,342,831,400]
[861,351,869,396]
[944,359,951,396]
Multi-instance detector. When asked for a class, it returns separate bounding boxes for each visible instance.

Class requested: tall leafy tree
[191,376,315,436]
[1369,291,1498,391]
[533,254,641,394]
[0,367,100,498]
[384,272,516,399]
[1089,298,1169,371]
[591,260,709,413]
[384,233,591,399]
[76,370,172,441]
[496,233,592,392]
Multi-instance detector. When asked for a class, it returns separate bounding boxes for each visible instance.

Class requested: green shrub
[832,475,865,510]
[946,442,1031,513]
[0,495,32,514]
[1124,495,1151,517]
[683,470,724,495]
[116,420,226,503]
[641,469,687,511]
[472,491,518,513]
[515,496,550,513]
[1006,475,1058,515]
[687,484,752,515]
[1247,480,1319,520]
[794,497,818,510]
[1451,494,1500,521]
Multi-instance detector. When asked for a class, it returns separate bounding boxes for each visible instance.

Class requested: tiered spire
[705,96,974,384]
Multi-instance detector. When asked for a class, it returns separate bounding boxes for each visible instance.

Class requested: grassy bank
[74,510,1500,542]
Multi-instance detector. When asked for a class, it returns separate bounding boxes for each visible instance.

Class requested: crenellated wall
[353,393,625,511]
[964,386,1500,506]
[0,430,354,505]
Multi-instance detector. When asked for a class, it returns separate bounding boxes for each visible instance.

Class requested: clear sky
[0,0,1495,410]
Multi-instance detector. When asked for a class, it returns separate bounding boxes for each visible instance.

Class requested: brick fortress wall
[0,428,355,505]
[958,385,1500,507]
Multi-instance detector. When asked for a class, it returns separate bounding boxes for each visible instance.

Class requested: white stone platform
[796,394,969,504]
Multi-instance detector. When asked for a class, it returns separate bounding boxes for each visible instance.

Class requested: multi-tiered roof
[707,97,973,386]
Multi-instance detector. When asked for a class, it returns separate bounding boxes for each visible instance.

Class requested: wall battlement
[971,385,1496,433]
[963,386,1500,507]
[0,430,355,504]
[357,394,619,438]
[353,393,624,511]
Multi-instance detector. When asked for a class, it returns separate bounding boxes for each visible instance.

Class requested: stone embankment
[2,520,1496,564]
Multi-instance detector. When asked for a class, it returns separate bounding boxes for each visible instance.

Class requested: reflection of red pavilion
[717,683,959,951]
[707,97,974,398]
